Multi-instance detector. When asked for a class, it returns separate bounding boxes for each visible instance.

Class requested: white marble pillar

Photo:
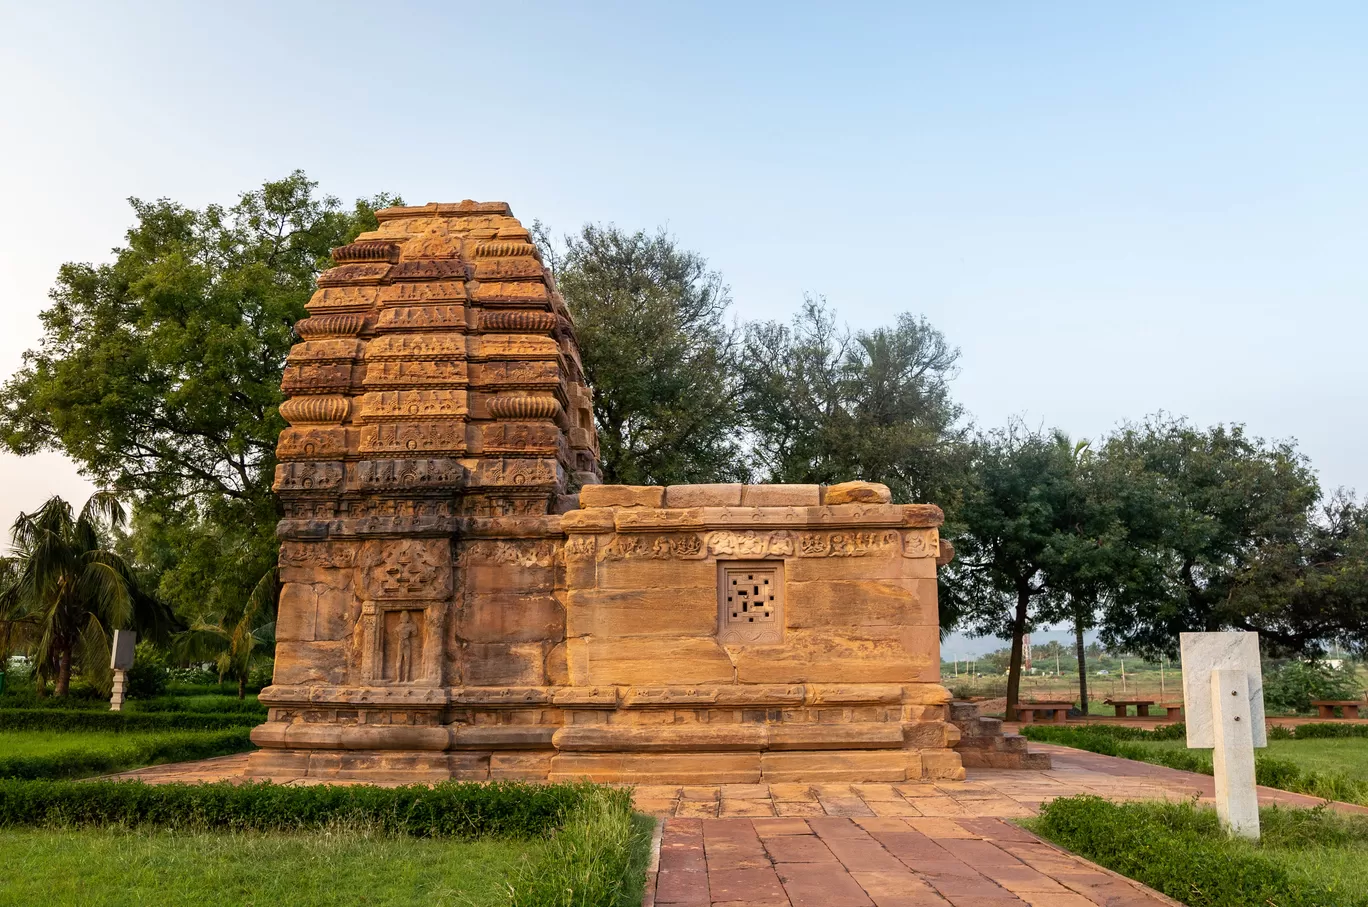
[1211,668,1260,838]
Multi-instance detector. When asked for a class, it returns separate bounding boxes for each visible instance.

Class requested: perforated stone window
[717,561,784,644]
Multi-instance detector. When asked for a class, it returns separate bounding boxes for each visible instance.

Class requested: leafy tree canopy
[1096,416,1322,656]
[0,172,397,623]
[739,297,965,506]
[543,223,746,485]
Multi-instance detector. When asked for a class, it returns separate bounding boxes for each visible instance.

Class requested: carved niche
[354,539,450,686]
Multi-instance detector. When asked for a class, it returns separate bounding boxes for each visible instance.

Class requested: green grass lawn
[0,729,182,758]
[1127,737,1368,782]
[0,827,535,907]
[0,726,253,779]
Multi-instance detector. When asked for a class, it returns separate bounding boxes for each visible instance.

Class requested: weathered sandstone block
[740,484,822,507]
[823,481,893,505]
[579,485,664,508]
[664,483,744,507]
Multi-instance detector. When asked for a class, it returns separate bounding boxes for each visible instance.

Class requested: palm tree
[0,493,137,696]
[174,567,277,699]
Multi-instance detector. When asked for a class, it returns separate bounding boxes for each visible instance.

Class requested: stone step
[1001,734,1028,753]
[948,701,981,723]
[976,717,1003,735]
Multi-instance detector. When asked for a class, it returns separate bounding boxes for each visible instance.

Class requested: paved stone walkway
[649,815,1175,907]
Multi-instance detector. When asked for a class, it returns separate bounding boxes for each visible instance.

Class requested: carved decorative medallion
[717,561,784,645]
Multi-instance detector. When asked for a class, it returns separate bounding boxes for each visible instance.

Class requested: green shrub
[167,667,221,686]
[0,709,260,732]
[1264,660,1362,713]
[1148,721,1187,741]
[1027,797,1346,907]
[0,691,108,710]
[1287,722,1368,740]
[0,778,601,840]
[125,642,170,699]
[0,728,254,780]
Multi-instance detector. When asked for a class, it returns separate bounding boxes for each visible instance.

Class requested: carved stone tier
[250,202,991,783]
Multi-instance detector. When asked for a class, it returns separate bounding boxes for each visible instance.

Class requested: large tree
[0,494,138,696]
[543,223,746,485]
[1096,416,1321,657]
[943,424,1090,718]
[739,297,965,505]
[0,173,396,623]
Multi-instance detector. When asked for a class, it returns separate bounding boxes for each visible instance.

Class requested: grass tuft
[506,786,651,907]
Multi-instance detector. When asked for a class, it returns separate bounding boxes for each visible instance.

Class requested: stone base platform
[245,746,966,784]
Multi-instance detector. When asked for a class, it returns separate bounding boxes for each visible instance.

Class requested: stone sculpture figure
[245,200,1025,784]
[394,611,416,682]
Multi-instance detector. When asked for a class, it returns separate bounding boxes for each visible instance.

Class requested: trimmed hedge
[1283,722,1368,740]
[1027,796,1360,907]
[0,728,254,780]
[0,778,601,840]
[133,696,267,715]
[0,691,107,710]
[0,709,261,732]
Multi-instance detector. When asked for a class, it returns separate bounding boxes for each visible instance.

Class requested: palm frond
[76,614,114,694]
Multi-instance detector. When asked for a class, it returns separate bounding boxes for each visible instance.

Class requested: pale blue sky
[1,4,1365,655]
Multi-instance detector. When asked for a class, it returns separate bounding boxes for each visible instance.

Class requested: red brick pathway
[649,815,1174,907]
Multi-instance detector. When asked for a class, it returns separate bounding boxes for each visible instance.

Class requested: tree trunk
[238,674,247,700]
[1074,611,1089,715]
[55,647,73,698]
[1006,585,1031,721]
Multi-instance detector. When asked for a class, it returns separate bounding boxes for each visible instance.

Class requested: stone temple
[249,202,1027,783]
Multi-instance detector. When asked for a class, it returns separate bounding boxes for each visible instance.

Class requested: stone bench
[1157,702,1183,720]
[1014,701,1074,724]
[1311,700,1362,719]
[1104,698,1155,717]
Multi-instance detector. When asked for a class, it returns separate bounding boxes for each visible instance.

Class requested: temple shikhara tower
[249,201,988,783]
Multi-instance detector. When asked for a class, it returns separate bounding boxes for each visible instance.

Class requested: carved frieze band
[596,529,904,560]
[460,538,559,568]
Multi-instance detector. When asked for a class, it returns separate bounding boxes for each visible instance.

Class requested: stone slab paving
[648,815,1176,907]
